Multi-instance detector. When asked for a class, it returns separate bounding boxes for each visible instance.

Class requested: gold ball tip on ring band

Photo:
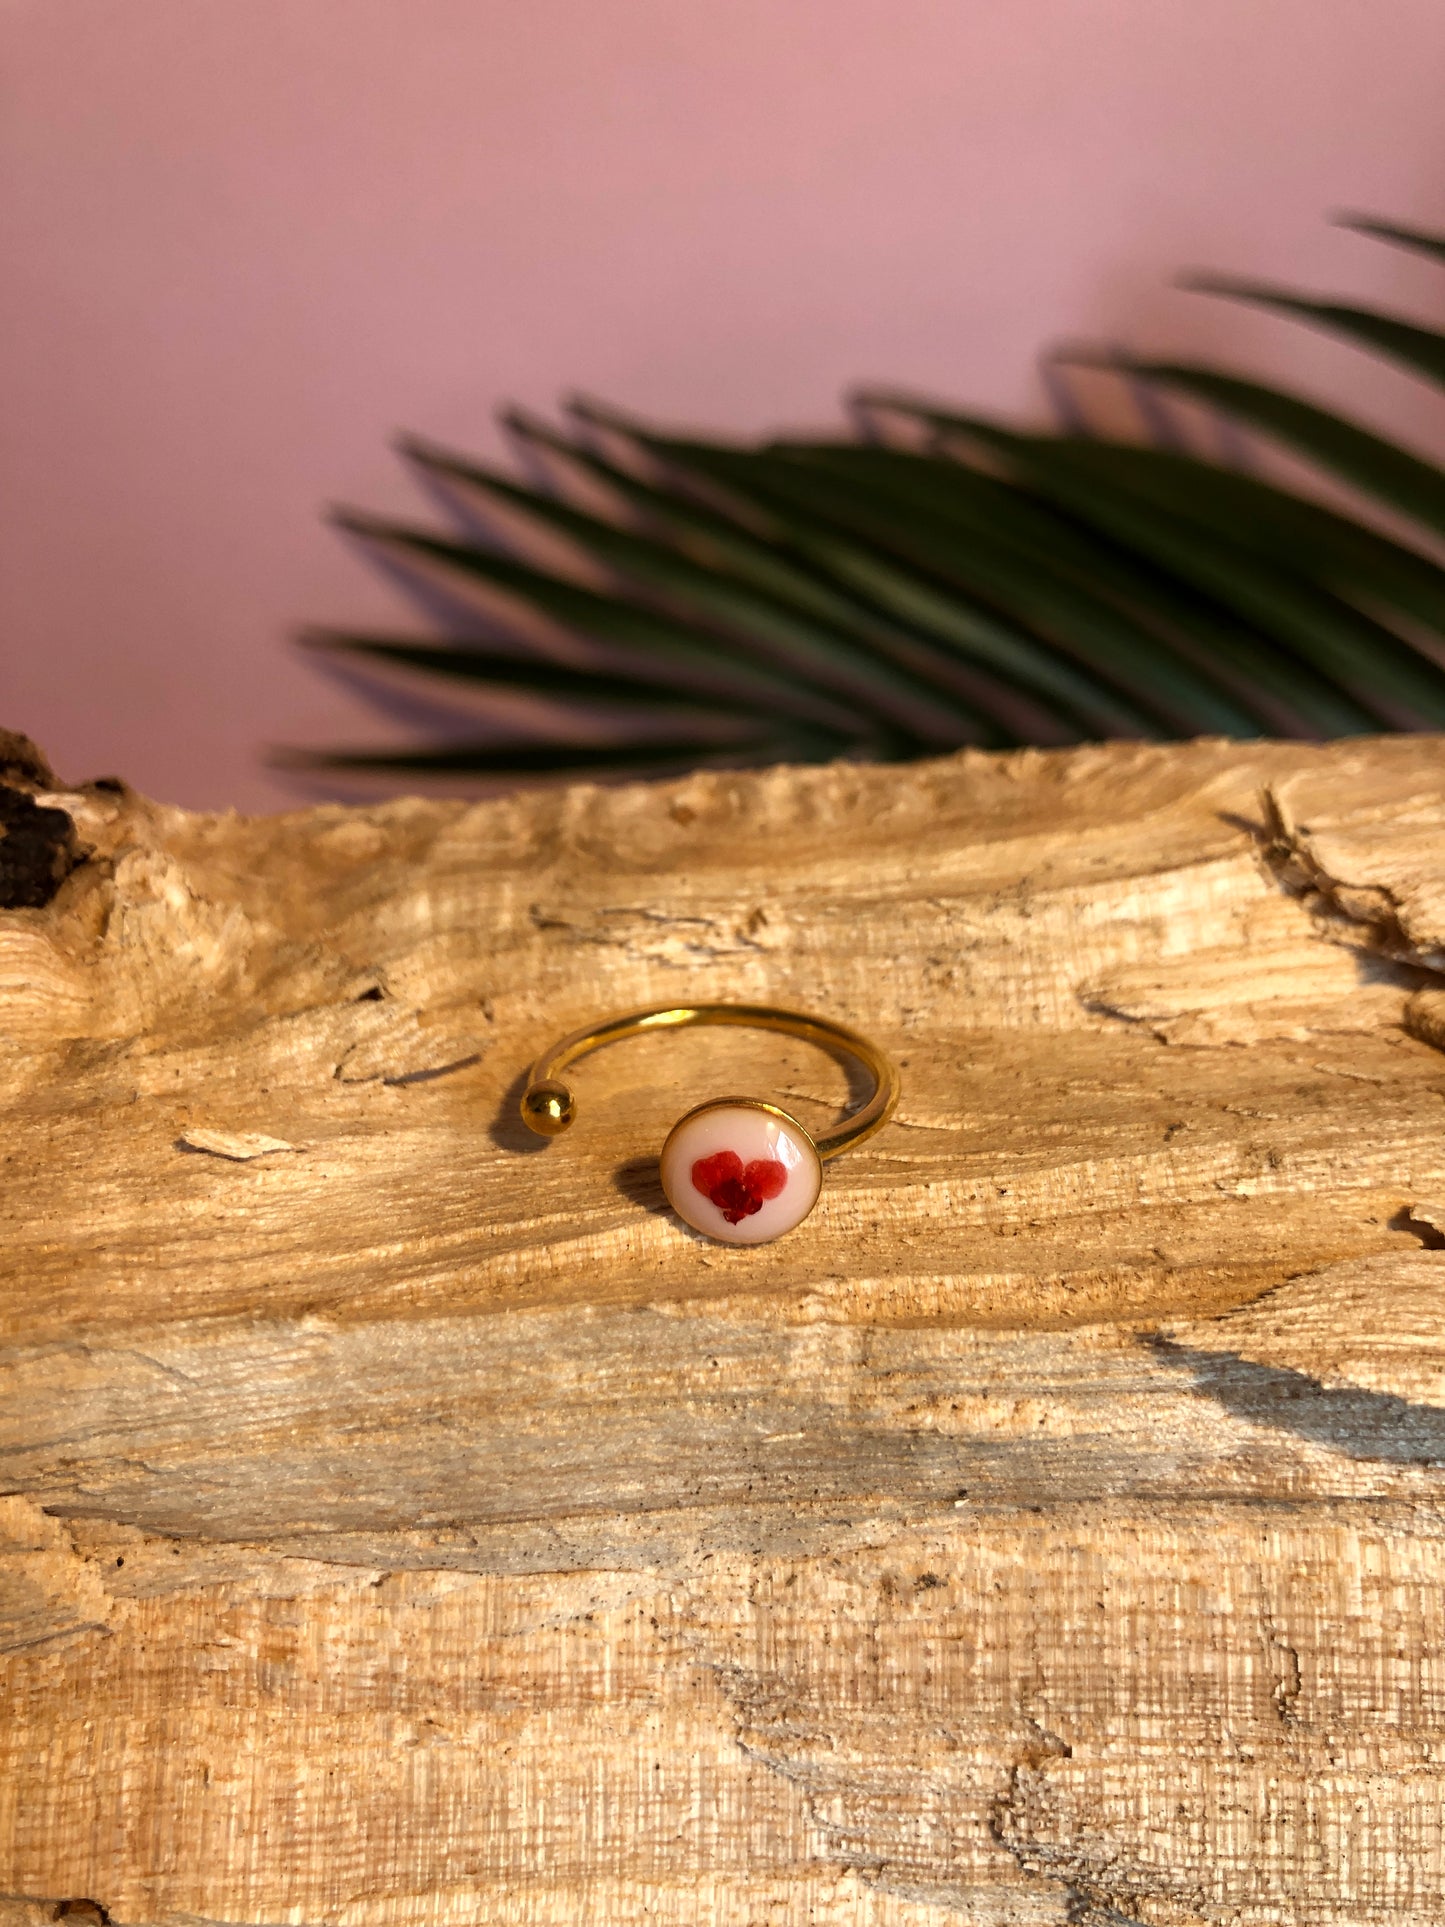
[519,1003,900,1245]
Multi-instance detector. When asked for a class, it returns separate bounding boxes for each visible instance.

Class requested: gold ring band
[520,1003,900,1244]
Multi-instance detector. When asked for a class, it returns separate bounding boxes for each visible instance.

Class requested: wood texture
[6,733,1445,1924]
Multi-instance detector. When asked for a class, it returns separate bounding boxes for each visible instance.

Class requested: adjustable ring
[519,1004,900,1245]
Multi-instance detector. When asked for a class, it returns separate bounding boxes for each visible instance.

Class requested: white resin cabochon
[659,1102,822,1244]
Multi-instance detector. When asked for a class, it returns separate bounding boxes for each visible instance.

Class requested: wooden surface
[6,732,1445,1924]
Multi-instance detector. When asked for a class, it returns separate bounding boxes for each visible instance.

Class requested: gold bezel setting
[658,1097,823,1245]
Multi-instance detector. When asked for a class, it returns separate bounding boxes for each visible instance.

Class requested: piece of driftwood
[6,728,1445,1926]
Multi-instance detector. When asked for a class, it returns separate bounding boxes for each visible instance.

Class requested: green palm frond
[290,211,1445,787]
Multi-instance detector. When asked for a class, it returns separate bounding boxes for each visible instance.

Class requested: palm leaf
[329,508,890,746]
[1182,275,1445,390]
[1064,357,1445,539]
[871,404,1445,726]
[585,427,1170,737]
[979,436,1445,639]
[765,440,1339,736]
[302,629,817,721]
[292,208,1445,787]
[785,439,1381,735]
[496,414,1072,742]
[396,434,980,744]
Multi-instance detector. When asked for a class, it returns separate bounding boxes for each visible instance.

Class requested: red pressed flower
[691,1149,788,1224]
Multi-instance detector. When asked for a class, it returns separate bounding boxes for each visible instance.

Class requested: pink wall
[5,0,1445,813]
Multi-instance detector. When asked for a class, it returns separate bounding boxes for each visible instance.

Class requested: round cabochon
[659,1099,823,1244]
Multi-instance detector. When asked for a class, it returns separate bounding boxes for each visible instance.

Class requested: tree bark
[5,733,1445,1925]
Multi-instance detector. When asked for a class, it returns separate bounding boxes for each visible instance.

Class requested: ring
[519,1004,900,1245]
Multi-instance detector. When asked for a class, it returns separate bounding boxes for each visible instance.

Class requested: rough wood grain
[6,733,1445,1925]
